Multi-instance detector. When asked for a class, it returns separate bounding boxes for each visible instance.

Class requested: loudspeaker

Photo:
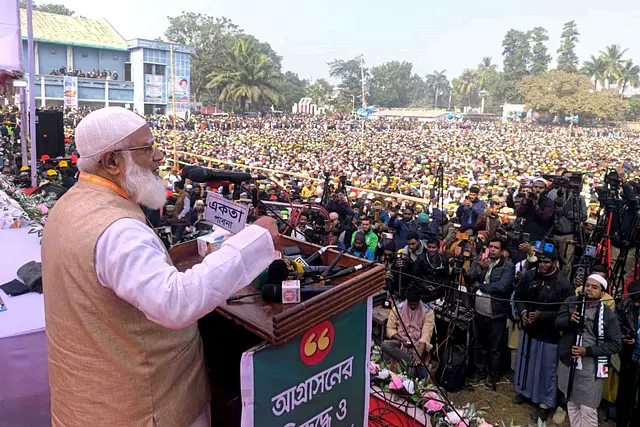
[36,110,64,158]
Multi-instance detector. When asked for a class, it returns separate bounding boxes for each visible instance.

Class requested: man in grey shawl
[556,274,622,427]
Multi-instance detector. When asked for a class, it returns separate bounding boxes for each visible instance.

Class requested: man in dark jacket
[556,275,622,427]
[515,178,554,242]
[389,206,417,250]
[466,238,515,388]
[401,235,450,301]
[615,280,640,427]
[512,249,573,421]
[456,186,486,229]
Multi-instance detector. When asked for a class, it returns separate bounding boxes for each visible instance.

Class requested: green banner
[241,298,372,427]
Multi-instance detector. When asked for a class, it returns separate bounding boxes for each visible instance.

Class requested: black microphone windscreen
[268,259,290,283]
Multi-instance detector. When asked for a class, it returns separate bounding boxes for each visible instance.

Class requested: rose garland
[0,175,57,237]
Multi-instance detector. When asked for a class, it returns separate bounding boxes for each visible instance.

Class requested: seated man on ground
[381,285,435,378]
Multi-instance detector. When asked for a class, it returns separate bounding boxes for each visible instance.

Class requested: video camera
[542,172,584,197]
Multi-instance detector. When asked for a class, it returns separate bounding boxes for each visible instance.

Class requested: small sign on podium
[204,192,249,234]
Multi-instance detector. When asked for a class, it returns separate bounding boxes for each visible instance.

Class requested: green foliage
[20,1,74,15]
[617,61,640,99]
[600,44,629,88]
[581,55,607,90]
[206,37,282,110]
[556,21,580,73]
[502,29,532,82]
[328,57,366,107]
[625,98,640,120]
[518,71,628,119]
[425,70,450,109]
[530,27,551,75]
[164,13,242,105]
[369,61,415,108]
[276,71,308,110]
[307,78,333,108]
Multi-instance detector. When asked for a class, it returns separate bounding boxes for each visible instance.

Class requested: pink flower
[424,398,443,412]
[388,375,403,390]
[457,419,469,427]
[369,362,379,374]
[38,205,48,215]
[478,420,493,427]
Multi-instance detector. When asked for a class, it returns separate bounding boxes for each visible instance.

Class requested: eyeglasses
[113,144,156,155]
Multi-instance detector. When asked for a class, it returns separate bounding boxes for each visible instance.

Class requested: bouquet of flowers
[370,345,493,427]
[0,175,57,236]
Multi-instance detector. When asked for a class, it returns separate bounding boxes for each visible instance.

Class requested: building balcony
[33,74,134,106]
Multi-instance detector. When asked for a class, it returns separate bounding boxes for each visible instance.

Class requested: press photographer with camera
[456,186,486,228]
[389,205,418,249]
[615,279,640,427]
[515,178,555,242]
[546,168,588,279]
[466,238,516,388]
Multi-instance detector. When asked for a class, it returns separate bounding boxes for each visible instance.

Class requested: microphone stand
[567,283,587,400]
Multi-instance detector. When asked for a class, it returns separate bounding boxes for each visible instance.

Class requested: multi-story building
[19,10,193,115]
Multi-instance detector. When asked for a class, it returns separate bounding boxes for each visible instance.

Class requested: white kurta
[95,220,275,329]
[95,220,275,426]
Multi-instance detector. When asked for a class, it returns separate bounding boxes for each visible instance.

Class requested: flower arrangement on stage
[0,175,57,236]
[370,345,493,427]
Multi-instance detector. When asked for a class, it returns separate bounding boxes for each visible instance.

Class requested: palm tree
[477,57,497,90]
[456,69,477,107]
[581,55,607,90]
[206,38,281,111]
[600,44,629,88]
[425,70,448,109]
[617,60,640,99]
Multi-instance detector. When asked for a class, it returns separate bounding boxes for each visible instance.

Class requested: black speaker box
[36,110,64,158]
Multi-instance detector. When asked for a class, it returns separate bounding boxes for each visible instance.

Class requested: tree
[556,21,580,73]
[368,61,414,108]
[581,55,607,90]
[275,71,308,110]
[617,60,640,99]
[20,1,74,15]
[425,70,449,109]
[206,37,281,110]
[600,44,628,88]
[164,13,242,105]
[454,69,478,107]
[328,58,366,107]
[307,78,333,108]
[477,57,498,89]
[518,71,628,119]
[530,27,551,75]
[502,29,532,82]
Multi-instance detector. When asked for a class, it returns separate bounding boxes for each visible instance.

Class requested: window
[154,65,166,76]
[144,63,153,75]
[124,63,131,81]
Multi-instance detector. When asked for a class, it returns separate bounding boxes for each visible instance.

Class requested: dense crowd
[3,108,640,426]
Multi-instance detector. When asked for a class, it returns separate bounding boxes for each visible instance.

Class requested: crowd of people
[49,66,119,80]
[2,106,640,426]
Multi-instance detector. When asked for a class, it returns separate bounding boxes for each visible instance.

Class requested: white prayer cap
[587,274,608,290]
[75,107,147,158]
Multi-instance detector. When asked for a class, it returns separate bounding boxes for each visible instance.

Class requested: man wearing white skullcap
[41,107,279,427]
[556,274,622,427]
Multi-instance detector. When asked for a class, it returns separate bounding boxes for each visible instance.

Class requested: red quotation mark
[300,320,334,366]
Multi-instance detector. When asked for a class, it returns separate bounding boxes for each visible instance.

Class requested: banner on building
[63,76,78,108]
[0,0,22,70]
[167,76,189,104]
[145,74,163,99]
[239,298,371,427]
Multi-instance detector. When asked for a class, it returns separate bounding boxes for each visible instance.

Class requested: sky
[52,0,640,82]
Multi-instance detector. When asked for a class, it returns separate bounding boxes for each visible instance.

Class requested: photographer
[615,279,640,427]
[477,200,502,240]
[456,186,486,228]
[607,167,639,283]
[547,169,588,279]
[515,178,554,242]
[466,238,516,388]
[389,206,418,250]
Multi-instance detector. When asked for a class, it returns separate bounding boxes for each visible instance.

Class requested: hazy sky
[53,0,639,81]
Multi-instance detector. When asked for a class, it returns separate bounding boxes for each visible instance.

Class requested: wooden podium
[169,236,385,426]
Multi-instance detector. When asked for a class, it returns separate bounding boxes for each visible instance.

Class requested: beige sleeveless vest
[41,180,210,427]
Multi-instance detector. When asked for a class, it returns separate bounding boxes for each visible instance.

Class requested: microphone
[304,245,336,265]
[322,262,376,281]
[182,165,267,184]
[261,283,334,303]
[268,259,344,282]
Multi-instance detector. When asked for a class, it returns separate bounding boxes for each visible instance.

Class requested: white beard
[120,153,166,210]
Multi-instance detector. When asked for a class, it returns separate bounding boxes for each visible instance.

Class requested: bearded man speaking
[41,107,278,427]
